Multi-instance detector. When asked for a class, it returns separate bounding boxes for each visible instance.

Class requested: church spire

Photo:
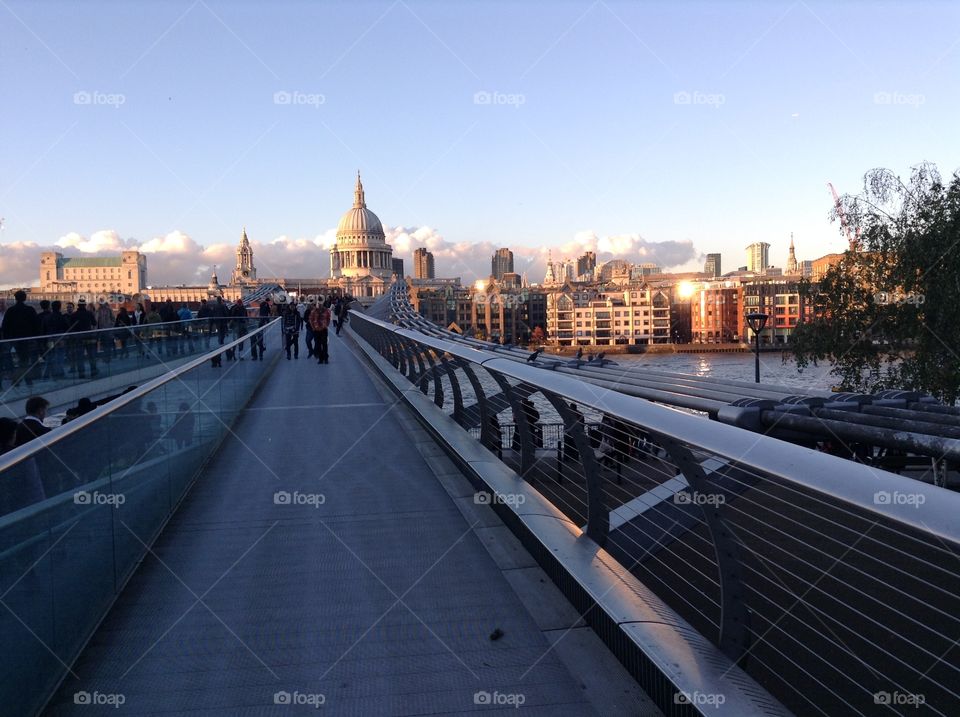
[353,171,366,208]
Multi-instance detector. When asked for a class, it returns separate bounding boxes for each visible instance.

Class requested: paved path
[44,332,598,716]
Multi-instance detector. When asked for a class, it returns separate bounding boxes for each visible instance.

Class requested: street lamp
[745,311,769,383]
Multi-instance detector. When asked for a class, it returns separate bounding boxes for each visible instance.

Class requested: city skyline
[3,1,959,287]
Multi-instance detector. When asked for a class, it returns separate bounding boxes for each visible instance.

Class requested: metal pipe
[813,408,960,440]
[760,410,960,462]
[862,405,960,428]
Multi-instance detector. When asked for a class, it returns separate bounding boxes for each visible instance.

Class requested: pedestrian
[335,298,350,336]
[251,299,270,360]
[228,298,247,361]
[197,298,213,347]
[308,298,332,364]
[1,290,40,386]
[303,295,317,357]
[95,298,115,362]
[177,302,193,352]
[41,300,69,378]
[279,296,301,360]
[10,396,50,510]
[209,296,229,367]
[67,297,98,378]
[143,304,163,357]
[114,306,133,358]
[15,395,51,447]
[159,299,178,356]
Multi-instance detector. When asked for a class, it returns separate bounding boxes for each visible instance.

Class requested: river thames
[611,352,836,392]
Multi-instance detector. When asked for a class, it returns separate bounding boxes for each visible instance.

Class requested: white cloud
[56,229,124,253]
[0,225,700,289]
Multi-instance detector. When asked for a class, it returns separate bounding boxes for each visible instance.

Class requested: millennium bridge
[1,282,958,716]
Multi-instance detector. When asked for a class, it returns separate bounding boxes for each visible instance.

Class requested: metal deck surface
[43,332,597,716]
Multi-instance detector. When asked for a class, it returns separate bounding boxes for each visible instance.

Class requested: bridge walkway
[42,331,616,716]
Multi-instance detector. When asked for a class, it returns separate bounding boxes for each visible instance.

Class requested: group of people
[0,291,209,386]
[273,294,350,364]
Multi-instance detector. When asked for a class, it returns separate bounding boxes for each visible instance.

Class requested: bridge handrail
[354,301,960,715]
[0,316,258,348]
[0,317,280,475]
[357,311,960,543]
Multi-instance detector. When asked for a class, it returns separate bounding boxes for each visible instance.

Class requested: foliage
[790,163,960,403]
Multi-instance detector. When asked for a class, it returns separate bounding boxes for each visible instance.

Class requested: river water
[455,351,836,429]
[611,352,836,392]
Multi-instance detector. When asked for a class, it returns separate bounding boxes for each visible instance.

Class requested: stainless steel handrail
[356,310,960,543]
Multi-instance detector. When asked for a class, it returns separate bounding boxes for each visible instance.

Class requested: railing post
[658,436,751,662]
[439,354,466,426]
[409,341,429,394]
[544,391,608,545]
[488,373,535,479]
[460,361,498,457]
[421,348,444,407]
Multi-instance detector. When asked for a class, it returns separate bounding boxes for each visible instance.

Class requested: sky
[1,0,959,288]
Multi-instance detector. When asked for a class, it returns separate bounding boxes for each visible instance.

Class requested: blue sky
[1,0,959,286]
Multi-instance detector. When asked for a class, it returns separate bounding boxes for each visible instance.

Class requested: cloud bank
[0,226,699,289]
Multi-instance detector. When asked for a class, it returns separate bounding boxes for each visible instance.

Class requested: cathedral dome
[336,173,384,239]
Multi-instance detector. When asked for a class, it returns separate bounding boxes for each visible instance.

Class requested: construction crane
[828,182,861,251]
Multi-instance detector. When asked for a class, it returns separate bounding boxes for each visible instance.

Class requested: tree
[530,326,546,345]
[790,163,960,403]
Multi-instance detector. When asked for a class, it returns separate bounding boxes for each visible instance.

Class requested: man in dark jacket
[40,300,69,379]
[279,297,301,360]
[159,299,178,356]
[1,290,40,386]
[226,299,247,361]
[251,300,270,360]
[67,297,98,378]
[8,396,50,511]
[208,296,229,367]
[196,299,213,347]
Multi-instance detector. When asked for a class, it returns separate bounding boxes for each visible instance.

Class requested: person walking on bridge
[334,297,350,336]
[251,299,270,361]
[303,295,316,358]
[68,297,98,378]
[308,298,331,365]
[1,290,39,387]
[279,295,301,360]
[95,298,115,362]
